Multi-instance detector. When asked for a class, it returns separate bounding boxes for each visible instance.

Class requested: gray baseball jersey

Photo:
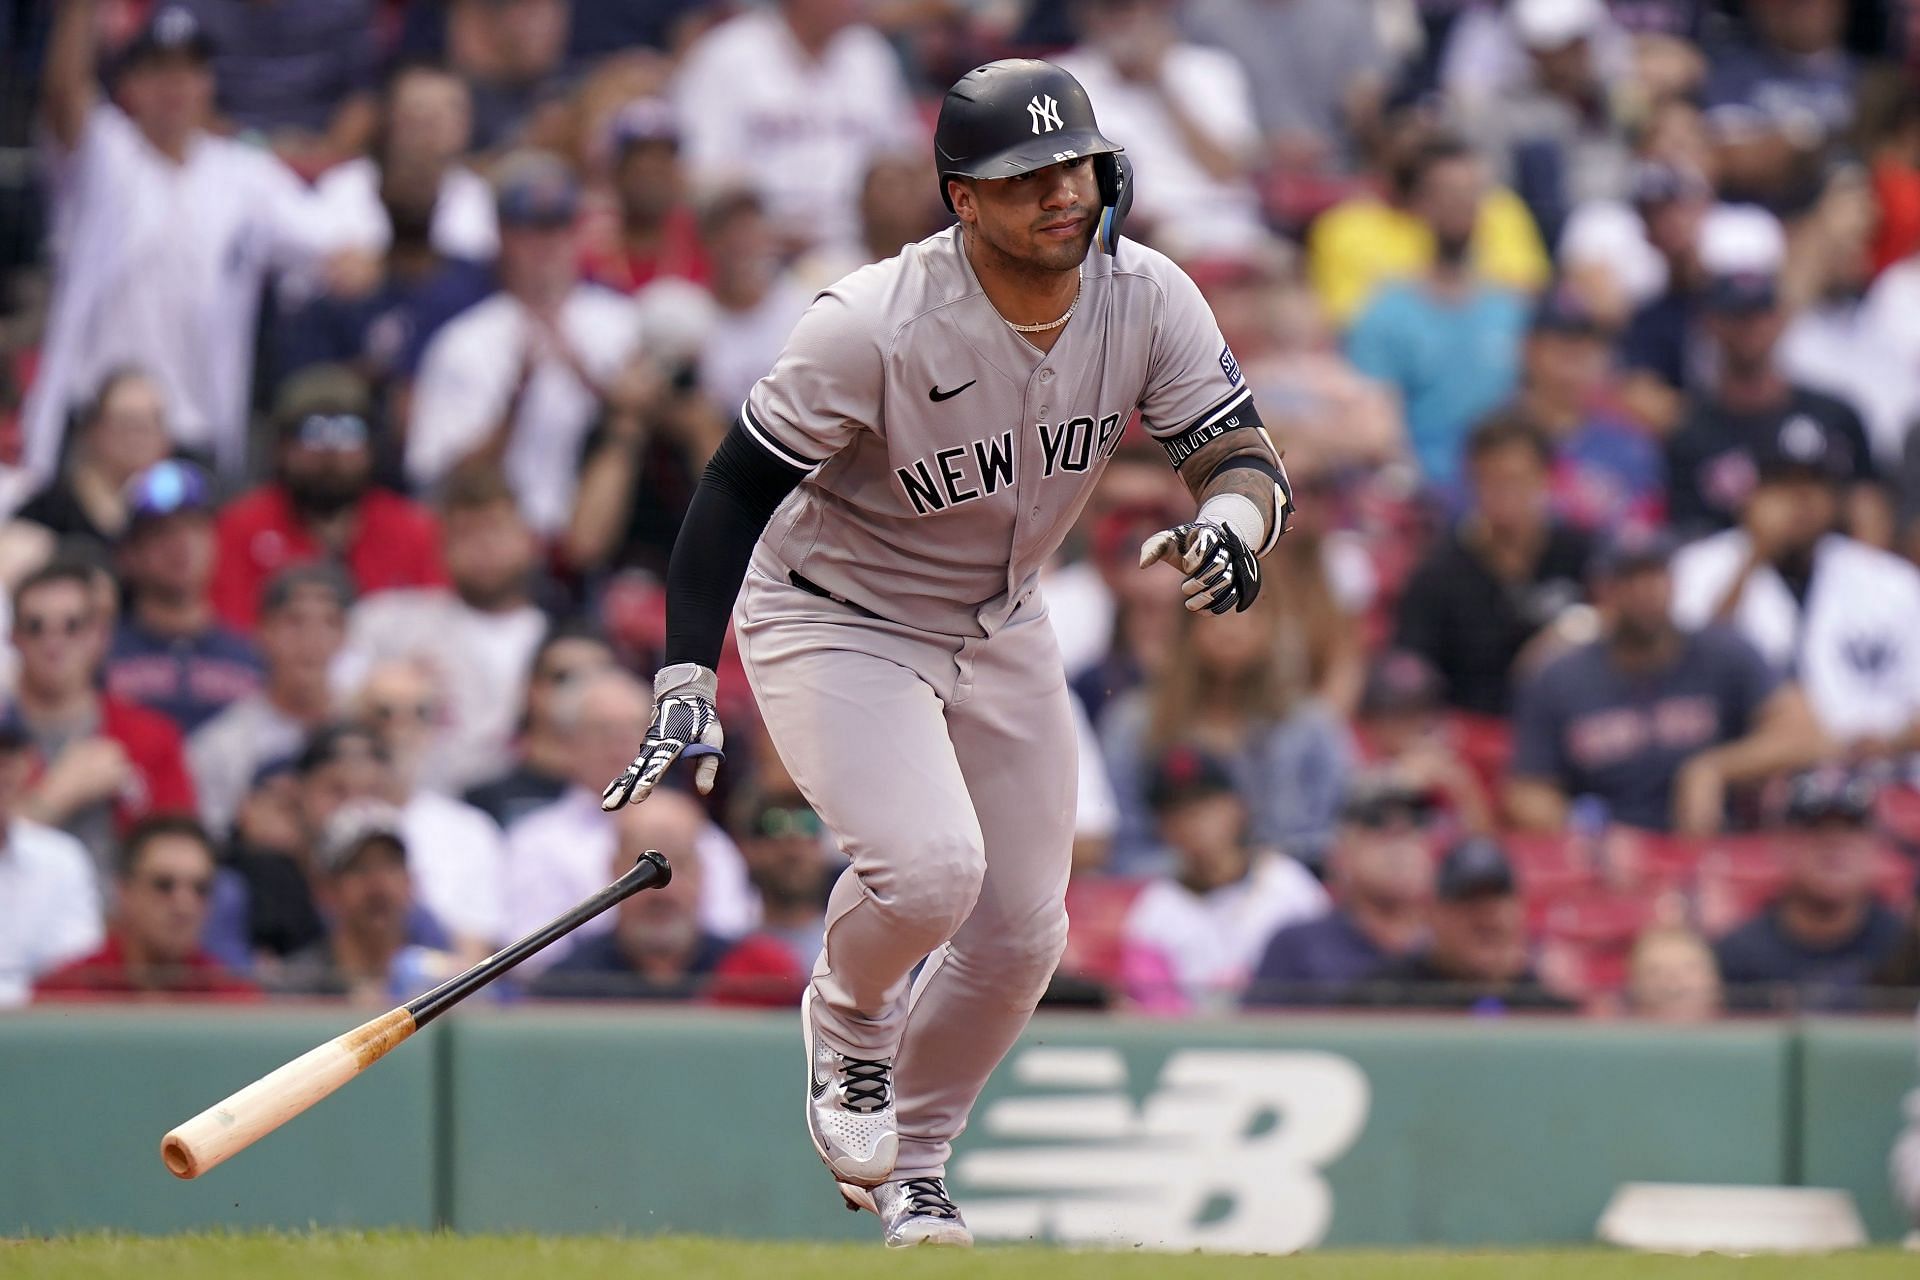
[740,224,1257,635]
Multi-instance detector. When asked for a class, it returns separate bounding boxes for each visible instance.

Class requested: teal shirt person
[1346,281,1528,488]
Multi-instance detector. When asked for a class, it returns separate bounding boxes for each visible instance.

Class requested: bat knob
[637,848,673,886]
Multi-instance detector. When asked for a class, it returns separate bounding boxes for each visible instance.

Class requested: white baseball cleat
[802,985,898,1186]
[839,1177,973,1248]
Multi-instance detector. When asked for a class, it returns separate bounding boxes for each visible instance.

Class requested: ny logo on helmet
[1028,94,1064,135]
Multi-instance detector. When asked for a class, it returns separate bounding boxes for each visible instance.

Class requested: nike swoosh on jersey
[928,381,976,402]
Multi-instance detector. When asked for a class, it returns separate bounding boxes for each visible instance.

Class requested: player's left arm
[1134,261,1293,614]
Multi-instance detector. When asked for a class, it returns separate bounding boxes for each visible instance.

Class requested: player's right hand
[601,662,727,810]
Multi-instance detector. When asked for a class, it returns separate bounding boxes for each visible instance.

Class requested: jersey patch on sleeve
[1220,344,1243,388]
[1158,387,1259,467]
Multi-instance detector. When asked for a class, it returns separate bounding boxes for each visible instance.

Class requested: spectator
[670,0,919,254]
[581,97,709,293]
[1394,414,1592,717]
[1702,0,1857,206]
[27,0,345,478]
[1714,769,1905,1010]
[668,188,810,429]
[309,61,499,266]
[190,565,350,837]
[33,815,255,999]
[1459,0,1638,245]
[1672,415,1920,754]
[0,709,103,1006]
[1056,0,1265,248]
[1345,137,1533,488]
[444,0,575,153]
[180,0,378,174]
[501,666,753,968]
[279,139,496,417]
[707,790,834,1009]
[1511,286,1664,532]
[1068,490,1190,727]
[272,800,464,1004]
[13,560,196,877]
[104,462,262,736]
[352,657,508,954]
[1180,0,1386,175]
[1614,160,1716,407]
[1100,590,1352,874]
[1623,924,1723,1022]
[461,622,614,829]
[1665,205,1887,544]
[1244,775,1440,1007]
[529,805,724,1000]
[791,151,947,292]
[1118,745,1328,1012]
[15,369,171,552]
[1505,527,1826,834]
[341,466,549,796]
[222,756,325,965]
[1308,118,1550,327]
[1251,449,1372,718]
[211,366,446,632]
[1361,836,1571,1011]
[407,152,647,539]
[1350,654,1496,833]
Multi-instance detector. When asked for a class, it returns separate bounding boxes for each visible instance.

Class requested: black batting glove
[601,663,726,810]
[1138,518,1262,615]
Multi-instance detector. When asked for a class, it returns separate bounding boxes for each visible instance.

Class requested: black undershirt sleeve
[663,421,807,670]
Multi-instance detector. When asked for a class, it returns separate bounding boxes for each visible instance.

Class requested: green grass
[0,1234,1913,1279]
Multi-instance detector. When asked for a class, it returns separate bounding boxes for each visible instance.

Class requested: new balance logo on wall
[953,1048,1370,1253]
[1028,94,1063,134]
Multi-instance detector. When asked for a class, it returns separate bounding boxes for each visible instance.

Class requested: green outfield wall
[3,1008,1914,1247]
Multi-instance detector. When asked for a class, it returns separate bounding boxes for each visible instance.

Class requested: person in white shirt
[1120,744,1329,1012]
[351,657,507,955]
[671,0,920,254]
[407,151,646,538]
[27,1,346,479]
[338,466,546,796]
[1055,0,1266,250]
[0,714,103,1006]
[309,61,499,273]
[1671,414,1920,753]
[503,667,753,972]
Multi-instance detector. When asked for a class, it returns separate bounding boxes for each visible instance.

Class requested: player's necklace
[1004,271,1082,334]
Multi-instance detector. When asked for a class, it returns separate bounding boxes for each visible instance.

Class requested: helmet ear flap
[1093,152,1134,256]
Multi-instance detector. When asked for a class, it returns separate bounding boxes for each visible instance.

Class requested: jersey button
[1039,369,1054,382]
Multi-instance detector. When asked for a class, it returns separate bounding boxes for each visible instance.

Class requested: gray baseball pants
[735,563,1076,1181]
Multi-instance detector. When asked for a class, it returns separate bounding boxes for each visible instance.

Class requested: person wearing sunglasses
[33,815,257,1000]
[13,559,199,881]
[710,790,836,1008]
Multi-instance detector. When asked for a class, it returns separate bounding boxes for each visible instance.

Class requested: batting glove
[1139,518,1262,615]
[601,663,726,810]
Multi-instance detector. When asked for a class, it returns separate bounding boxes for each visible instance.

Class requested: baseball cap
[1782,768,1878,829]
[1700,205,1786,314]
[316,800,408,877]
[1147,744,1237,812]
[612,98,680,151]
[1751,413,1849,484]
[120,4,216,72]
[1340,772,1441,830]
[495,151,580,228]
[295,722,386,778]
[1629,161,1713,209]
[1511,0,1606,50]
[1529,284,1609,339]
[1359,651,1444,719]
[274,365,372,438]
[124,460,214,528]
[260,563,355,620]
[1589,524,1677,578]
[1435,837,1518,901]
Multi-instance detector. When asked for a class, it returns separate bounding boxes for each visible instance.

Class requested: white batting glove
[1139,518,1263,614]
[601,663,726,810]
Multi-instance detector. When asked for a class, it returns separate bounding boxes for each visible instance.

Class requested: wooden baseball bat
[160,850,672,1179]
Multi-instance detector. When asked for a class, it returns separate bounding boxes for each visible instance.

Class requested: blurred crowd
[4,0,1920,1021]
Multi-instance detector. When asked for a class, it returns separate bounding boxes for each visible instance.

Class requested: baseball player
[601,59,1293,1247]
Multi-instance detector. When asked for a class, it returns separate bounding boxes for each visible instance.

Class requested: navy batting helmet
[934,59,1134,254]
